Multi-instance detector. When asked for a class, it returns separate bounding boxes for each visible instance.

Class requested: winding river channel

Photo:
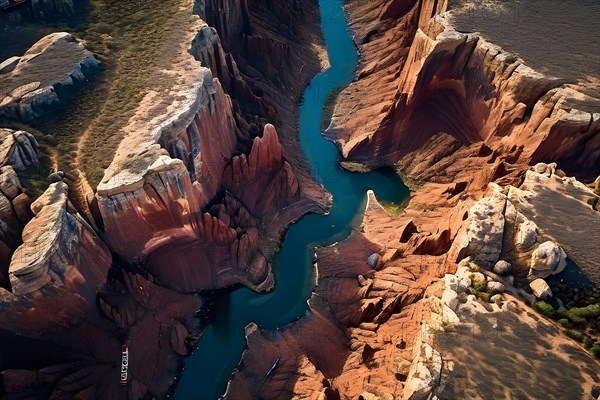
[175,0,408,398]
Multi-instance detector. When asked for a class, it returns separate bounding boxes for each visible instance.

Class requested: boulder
[529,241,567,279]
[493,260,511,275]
[490,294,504,304]
[367,253,380,268]
[442,289,458,311]
[487,281,506,295]
[0,166,23,200]
[516,220,538,250]
[0,129,39,172]
[0,56,20,74]
[530,278,553,299]
[455,191,506,266]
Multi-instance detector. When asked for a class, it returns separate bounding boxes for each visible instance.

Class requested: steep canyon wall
[0,0,328,398]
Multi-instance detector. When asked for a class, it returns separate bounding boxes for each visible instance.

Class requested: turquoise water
[174,0,408,398]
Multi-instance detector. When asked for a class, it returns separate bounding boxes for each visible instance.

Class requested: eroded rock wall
[0,1,328,398]
[224,0,600,398]
[328,1,600,181]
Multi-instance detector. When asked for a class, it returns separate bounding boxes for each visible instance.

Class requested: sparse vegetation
[13,0,186,209]
[534,301,555,318]
[563,303,600,324]
[78,0,183,187]
[381,197,410,216]
[475,291,491,302]
[558,318,571,328]
[564,329,584,343]
[590,345,600,359]
[320,86,344,132]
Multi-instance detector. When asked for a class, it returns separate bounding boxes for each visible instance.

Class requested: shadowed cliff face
[327,0,600,182]
[223,0,600,398]
[197,0,327,171]
[0,0,328,398]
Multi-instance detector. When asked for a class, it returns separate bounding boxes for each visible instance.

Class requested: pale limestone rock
[529,241,567,279]
[442,289,459,311]
[455,190,506,266]
[0,166,23,200]
[487,281,506,295]
[530,278,552,300]
[516,220,538,250]
[403,342,443,400]
[490,294,504,304]
[507,165,599,280]
[9,182,110,295]
[493,260,511,275]
[0,56,20,74]
[444,274,459,291]
[0,129,39,171]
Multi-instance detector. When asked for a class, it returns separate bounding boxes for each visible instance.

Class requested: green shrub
[535,301,555,318]
[583,337,594,350]
[558,318,571,328]
[564,329,584,343]
[467,263,480,272]
[472,283,486,292]
[564,303,600,323]
[591,345,600,359]
[476,292,491,302]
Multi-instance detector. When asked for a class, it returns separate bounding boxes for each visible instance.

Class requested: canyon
[221,0,600,398]
[0,0,598,399]
[0,0,329,398]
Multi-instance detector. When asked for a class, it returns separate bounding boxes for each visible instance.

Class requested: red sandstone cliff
[328,0,599,181]
[224,0,600,398]
[0,0,330,398]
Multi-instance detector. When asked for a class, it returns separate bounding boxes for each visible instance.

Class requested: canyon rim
[0,0,599,399]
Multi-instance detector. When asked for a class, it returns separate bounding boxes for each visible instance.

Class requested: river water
[174,0,408,398]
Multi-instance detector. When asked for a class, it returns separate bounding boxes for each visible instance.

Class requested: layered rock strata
[227,164,600,398]
[224,0,600,397]
[328,1,599,181]
[0,32,99,121]
[196,0,327,173]
[0,0,329,398]
[0,128,38,289]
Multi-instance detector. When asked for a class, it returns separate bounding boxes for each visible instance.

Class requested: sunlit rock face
[0,128,38,289]
[0,32,99,121]
[221,0,600,398]
[327,3,599,182]
[0,1,328,397]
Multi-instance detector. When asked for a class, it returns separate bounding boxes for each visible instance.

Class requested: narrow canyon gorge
[0,0,598,399]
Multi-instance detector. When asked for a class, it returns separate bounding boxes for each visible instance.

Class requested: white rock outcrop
[530,278,553,300]
[0,129,39,171]
[0,32,99,121]
[455,187,506,266]
[529,241,567,279]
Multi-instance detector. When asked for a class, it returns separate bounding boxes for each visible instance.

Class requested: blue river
[175,0,408,398]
